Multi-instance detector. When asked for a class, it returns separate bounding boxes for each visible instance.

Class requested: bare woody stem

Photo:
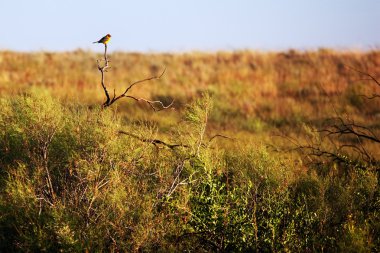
[97,44,111,106]
[96,43,173,109]
[118,130,188,149]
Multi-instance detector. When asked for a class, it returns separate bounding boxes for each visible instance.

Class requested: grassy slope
[1,49,379,131]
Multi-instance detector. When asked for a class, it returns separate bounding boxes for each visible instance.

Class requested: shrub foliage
[0,90,378,252]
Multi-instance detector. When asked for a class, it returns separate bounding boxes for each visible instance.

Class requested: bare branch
[346,65,380,87]
[319,117,380,144]
[124,95,174,111]
[278,67,380,173]
[208,134,235,143]
[118,130,188,149]
[166,161,186,198]
[124,67,166,95]
[359,94,380,100]
[95,42,173,109]
[104,68,172,108]
[96,44,111,106]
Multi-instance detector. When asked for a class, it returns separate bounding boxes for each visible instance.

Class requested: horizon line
[0,45,379,54]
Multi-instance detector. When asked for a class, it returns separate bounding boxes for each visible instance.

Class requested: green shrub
[0,90,378,252]
[185,170,256,252]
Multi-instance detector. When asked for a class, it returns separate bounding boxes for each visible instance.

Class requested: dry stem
[96,44,173,109]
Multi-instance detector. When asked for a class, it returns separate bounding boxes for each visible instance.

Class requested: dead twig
[118,130,189,149]
[359,94,380,100]
[346,65,380,87]
[346,65,380,100]
[318,117,380,144]
[208,134,235,143]
[123,92,174,111]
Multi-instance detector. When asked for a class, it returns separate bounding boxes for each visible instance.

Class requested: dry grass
[1,49,379,138]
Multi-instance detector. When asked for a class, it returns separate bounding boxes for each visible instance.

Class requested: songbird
[93,34,111,44]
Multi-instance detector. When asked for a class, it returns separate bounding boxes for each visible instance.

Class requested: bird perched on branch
[93,34,111,44]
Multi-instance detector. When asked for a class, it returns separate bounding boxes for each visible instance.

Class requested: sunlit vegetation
[0,49,379,252]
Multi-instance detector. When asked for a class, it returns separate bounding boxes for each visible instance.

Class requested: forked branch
[346,65,380,87]
[96,44,173,109]
[284,67,380,171]
[346,65,380,99]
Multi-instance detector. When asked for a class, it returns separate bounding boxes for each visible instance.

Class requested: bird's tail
[93,41,98,44]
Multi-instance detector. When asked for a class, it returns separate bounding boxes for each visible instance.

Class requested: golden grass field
[1,49,379,148]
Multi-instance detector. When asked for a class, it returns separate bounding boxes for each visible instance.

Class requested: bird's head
[107,34,111,38]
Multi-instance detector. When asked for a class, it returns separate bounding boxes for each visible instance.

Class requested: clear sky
[1,0,379,52]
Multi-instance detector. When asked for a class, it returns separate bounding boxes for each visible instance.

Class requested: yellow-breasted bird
[93,34,111,44]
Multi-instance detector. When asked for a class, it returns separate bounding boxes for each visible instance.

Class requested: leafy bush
[0,91,379,252]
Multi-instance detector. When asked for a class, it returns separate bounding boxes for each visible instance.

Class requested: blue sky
[1,0,379,52]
